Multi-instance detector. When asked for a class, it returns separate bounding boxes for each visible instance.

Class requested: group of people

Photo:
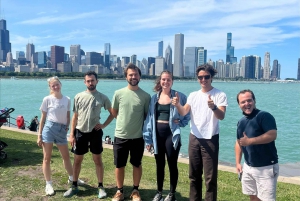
[36,63,279,201]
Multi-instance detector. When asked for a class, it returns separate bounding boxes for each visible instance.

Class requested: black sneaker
[152,191,163,201]
[164,192,176,201]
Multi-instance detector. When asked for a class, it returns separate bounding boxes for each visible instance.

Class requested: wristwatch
[212,105,217,111]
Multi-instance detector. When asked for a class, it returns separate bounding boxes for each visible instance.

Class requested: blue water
[0,78,299,164]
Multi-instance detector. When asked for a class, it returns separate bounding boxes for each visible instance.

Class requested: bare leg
[57,144,73,176]
[42,143,53,181]
[92,153,104,183]
[115,167,125,188]
[73,154,84,181]
[133,165,142,186]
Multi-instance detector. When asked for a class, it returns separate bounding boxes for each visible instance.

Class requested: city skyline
[1,0,299,78]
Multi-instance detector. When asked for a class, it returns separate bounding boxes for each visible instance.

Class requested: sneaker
[45,184,55,196]
[67,178,85,186]
[164,192,176,201]
[63,185,79,197]
[112,190,124,201]
[98,186,107,199]
[130,189,141,201]
[153,191,163,201]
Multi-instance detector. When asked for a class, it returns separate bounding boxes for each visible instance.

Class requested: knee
[43,156,51,165]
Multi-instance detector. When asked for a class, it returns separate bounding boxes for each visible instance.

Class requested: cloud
[18,10,102,25]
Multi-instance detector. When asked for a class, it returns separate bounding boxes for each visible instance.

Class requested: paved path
[1,125,299,185]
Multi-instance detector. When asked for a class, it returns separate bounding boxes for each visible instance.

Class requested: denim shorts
[42,120,68,145]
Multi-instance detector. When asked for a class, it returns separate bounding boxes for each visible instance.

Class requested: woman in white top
[37,76,83,196]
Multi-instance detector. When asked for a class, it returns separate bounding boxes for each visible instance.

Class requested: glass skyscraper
[174,33,184,77]
[158,41,163,57]
[0,19,11,62]
[104,43,111,68]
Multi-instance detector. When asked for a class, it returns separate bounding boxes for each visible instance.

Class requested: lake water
[0,78,299,165]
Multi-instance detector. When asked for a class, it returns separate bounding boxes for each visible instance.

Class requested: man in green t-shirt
[111,63,150,201]
[64,71,114,199]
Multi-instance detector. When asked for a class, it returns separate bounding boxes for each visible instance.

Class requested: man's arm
[111,108,118,119]
[69,112,78,147]
[239,130,277,146]
[99,108,115,129]
[235,140,243,173]
[212,106,226,120]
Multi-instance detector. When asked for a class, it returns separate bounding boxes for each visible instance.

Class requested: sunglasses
[197,75,211,80]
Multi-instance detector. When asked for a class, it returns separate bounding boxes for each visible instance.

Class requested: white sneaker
[68,178,85,186]
[45,184,55,196]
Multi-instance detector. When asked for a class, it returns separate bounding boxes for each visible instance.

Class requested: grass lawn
[0,130,299,201]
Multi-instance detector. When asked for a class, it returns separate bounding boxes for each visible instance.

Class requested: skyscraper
[158,41,163,57]
[37,51,47,68]
[147,57,155,75]
[226,33,236,64]
[16,51,25,60]
[51,45,64,70]
[174,33,184,77]
[263,52,270,79]
[165,45,172,72]
[185,47,198,77]
[271,59,279,79]
[86,52,103,65]
[297,58,300,80]
[155,57,165,76]
[244,55,256,79]
[254,55,262,79]
[26,43,35,61]
[104,43,111,68]
[197,47,207,66]
[0,19,11,62]
[70,45,81,64]
[131,54,137,65]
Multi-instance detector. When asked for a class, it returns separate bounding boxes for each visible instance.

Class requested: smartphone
[238,172,243,181]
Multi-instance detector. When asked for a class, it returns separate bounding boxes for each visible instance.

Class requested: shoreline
[1,125,299,185]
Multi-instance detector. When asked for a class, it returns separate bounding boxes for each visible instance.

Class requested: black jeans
[189,134,219,201]
[155,123,181,193]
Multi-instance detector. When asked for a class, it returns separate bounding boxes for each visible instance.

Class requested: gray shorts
[242,162,279,201]
[42,120,68,145]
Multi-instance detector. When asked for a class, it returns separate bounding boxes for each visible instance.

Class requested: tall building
[158,41,163,57]
[104,43,111,68]
[254,55,261,79]
[37,51,47,68]
[197,47,207,66]
[6,52,13,65]
[226,33,236,64]
[244,55,256,79]
[155,57,165,76]
[174,33,184,77]
[86,52,103,65]
[0,19,11,62]
[165,45,172,73]
[16,51,25,60]
[70,45,81,64]
[147,57,155,75]
[185,47,198,77]
[263,52,270,79]
[271,59,279,79]
[26,43,35,62]
[131,54,137,65]
[297,58,300,80]
[121,56,130,67]
[51,45,64,70]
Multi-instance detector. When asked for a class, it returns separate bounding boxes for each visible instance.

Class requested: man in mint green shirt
[111,63,150,201]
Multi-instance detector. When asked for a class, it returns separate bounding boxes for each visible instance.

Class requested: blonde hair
[47,76,62,94]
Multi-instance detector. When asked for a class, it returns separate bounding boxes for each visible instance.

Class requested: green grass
[0,130,299,201]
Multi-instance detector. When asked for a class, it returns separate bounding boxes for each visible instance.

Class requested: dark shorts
[73,128,103,155]
[113,137,145,168]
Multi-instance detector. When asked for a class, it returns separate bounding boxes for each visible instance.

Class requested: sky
[2,0,300,79]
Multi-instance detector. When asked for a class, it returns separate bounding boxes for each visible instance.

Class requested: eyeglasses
[197,75,211,80]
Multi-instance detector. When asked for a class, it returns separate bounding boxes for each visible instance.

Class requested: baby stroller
[0,107,15,159]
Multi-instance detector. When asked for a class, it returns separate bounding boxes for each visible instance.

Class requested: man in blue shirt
[235,89,279,201]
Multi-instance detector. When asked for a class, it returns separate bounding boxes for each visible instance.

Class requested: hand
[146,144,153,152]
[69,133,76,147]
[239,132,252,146]
[208,94,215,109]
[94,123,104,130]
[37,136,43,147]
[236,163,243,174]
[171,92,180,106]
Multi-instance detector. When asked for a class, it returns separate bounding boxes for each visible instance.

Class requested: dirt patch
[0,187,9,201]
[17,166,43,178]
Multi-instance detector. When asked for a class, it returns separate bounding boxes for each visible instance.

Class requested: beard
[87,85,96,91]
[127,78,140,86]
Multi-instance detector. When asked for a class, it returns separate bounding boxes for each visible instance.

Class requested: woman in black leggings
[143,70,190,201]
